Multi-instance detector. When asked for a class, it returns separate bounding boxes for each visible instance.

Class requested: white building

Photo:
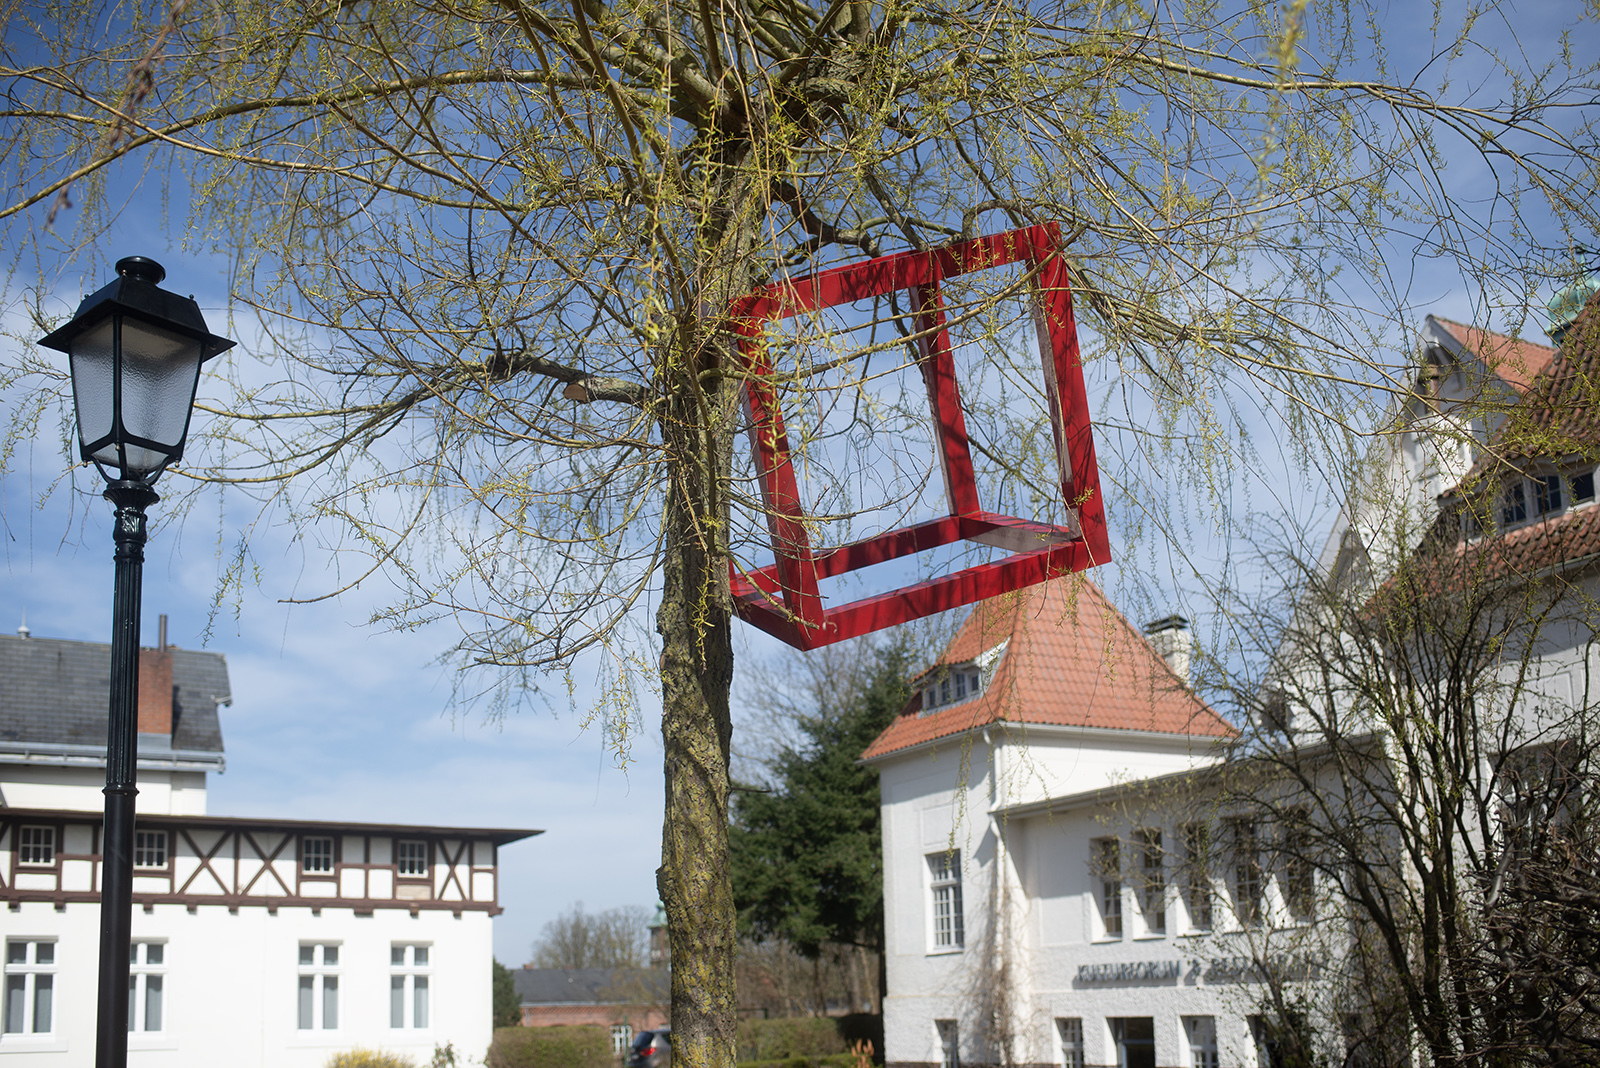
[1313,316,1555,598]
[865,301,1600,1068]
[863,578,1243,1068]
[0,623,539,1066]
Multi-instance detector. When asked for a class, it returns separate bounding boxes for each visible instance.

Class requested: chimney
[138,614,174,737]
[1143,615,1193,685]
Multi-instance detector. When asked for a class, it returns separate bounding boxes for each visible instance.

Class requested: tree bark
[656,322,739,1067]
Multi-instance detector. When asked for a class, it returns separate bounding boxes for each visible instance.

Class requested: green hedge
[738,1056,867,1068]
[737,1017,846,1061]
[737,1056,864,1068]
[487,1025,615,1068]
[737,1015,882,1063]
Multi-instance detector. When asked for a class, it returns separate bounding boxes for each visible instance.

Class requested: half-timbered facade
[0,624,540,1066]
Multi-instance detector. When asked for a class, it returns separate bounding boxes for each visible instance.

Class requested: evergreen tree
[731,640,913,981]
[492,960,521,1029]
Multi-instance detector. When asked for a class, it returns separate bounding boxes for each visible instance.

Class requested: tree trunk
[656,361,738,1067]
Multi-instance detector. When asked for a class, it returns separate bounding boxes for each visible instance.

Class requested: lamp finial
[115,256,166,285]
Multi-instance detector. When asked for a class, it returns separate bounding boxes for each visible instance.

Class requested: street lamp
[38,256,233,1068]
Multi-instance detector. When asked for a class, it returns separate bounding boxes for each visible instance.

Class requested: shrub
[736,1056,862,1068]
[325,1050,418,1068]
[737,1017,848,1061]
[486,1025,614,1068]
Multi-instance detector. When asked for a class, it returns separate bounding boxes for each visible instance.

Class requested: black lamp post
[38,257,233,1068]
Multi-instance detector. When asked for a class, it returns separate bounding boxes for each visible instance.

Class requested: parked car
[627,1028,671,1068]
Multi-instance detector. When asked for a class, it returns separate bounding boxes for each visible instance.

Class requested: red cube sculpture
[729,223,1110,650]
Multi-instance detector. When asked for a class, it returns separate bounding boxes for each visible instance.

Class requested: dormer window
[1501,481,1527,525]
[919,641,1007,714]
[1468,465,1597,540]
[1574,470,1596,505]
[1534,474,1563,515]
[923,667,983,711]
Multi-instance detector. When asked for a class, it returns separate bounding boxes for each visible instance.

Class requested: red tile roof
[1450,291,1600,483]
[1432,317,1557,394]
[1399,501,1600,609]
[860,577,1236,761]
[1418,292,1600,579]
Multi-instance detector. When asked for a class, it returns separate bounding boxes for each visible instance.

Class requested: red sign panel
[729,223,1110,649]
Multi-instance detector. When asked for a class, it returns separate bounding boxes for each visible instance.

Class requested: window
[1139,829,1165,934]
[923,667,984,711]
[129,941,165,1033]
[936,1019,960,1068]
[928,852,964,949]
[1501,480,1527,525]
[1251,1014,1310,1068]
[1535,474,1563,516]
[302,837,335,874]
[297,944,339,1030]
[1283,821,1315,922]
[17,827,54,867]
[3,940,54,1036]
[1182,824,1212,931]
[1573,469,1596,504]
[390,944,430,1029]
[611,1024,634,1055]
[396,840,429,877]
[1231,820,1263,927]
[1056,1018,1084,1068]
[1185,1017,1217,1068]
[1109,1017,1155,1068]
[1094,838,1122,937]
[134,831,167,870]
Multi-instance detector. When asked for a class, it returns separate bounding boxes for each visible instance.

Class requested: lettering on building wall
[1202,954,1322,983]
[1075,960,1182,984]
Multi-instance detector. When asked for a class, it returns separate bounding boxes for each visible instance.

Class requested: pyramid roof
[861,577,1236,761]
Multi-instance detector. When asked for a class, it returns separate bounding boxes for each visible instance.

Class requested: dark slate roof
[0,633,230,754]
[514,967,669,1006]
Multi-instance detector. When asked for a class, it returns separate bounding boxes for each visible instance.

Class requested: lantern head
[39,256,235,485]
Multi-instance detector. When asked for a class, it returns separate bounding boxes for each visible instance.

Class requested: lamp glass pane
[68,318,116,451]
[117,318,202,474]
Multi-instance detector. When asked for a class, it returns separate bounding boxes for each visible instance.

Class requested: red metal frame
[729,223,1110,650]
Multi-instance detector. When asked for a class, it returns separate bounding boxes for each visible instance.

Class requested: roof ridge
[1431,315,1555,352]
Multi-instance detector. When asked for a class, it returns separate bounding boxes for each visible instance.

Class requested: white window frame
[17,827,55,867]
[301,836,335,874]
[395,839,430,877]
[1573,468,1597,506]
[1057,1017,1084,1068]
[297,943,340,1031]
[2,939,56,1037]
[1094,837,1122,938]
[1184,1017,1218,1068]
[1109,1017,1156,1068]
[134,830,168,870]
[923,666,985,712]
[389,944,431,1029]
[1138,828,1165,935]
[1182,824,1213,933]
[927,851,964,951]
[1231,820,1263,928]
[936,1019,960,1068]
[129,941,166,1034]
[1283,820,1315,923]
